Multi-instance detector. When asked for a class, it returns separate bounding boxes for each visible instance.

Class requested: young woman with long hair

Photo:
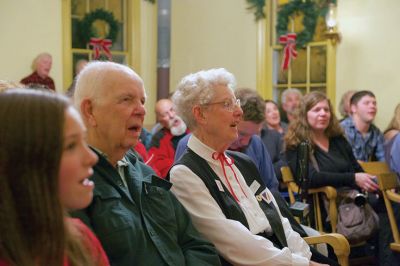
[0,89,108,266]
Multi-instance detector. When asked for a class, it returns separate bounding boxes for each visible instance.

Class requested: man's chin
[124,138,139,149]
[171,124,187,136]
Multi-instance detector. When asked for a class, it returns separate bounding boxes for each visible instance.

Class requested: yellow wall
[0,0,157,124]
[2,0,399,129]
[337,0,400,129]
[170,0,400,130]
[138,1,158,125]
[0,0,63,90]
[170,0,257,91]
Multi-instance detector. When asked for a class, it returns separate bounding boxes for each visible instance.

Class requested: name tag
[249,180,261,194]
[260,189,272,204]
[215,180,225,192]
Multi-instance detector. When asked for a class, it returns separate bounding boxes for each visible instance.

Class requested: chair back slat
[280,166,337,232]
[377,172,400,247]
[378,172,400,190]
[359,161,391,175]
[281,166,294,182]
[281,166,298,205]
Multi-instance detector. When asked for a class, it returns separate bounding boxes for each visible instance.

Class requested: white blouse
[170,135,311,266]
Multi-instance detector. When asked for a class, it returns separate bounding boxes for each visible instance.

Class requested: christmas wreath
[246,0,266,21]
[276,0,318,48]
[79,8,119,45]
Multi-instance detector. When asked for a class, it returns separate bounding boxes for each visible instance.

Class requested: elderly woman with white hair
[169,68,333,266]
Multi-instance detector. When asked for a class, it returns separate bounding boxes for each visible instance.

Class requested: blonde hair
[31,53,52,71]
[338,90,357,117]
[385,103,400,133]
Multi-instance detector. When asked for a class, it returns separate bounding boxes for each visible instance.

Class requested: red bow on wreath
[89,38,112,60]
[279,33,297,70]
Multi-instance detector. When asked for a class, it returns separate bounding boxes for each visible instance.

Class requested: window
[257,0,337,106]
[62,0,133,89]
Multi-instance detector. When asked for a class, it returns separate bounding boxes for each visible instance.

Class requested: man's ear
[350,104,357,115]
[193,105,207,125]
[81,99,97,127]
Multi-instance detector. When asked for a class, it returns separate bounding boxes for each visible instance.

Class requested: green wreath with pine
[276,0,319,48]
[78,8,119,47]
[246,0,337,47]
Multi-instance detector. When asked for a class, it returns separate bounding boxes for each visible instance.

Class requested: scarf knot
[211,151,247,202]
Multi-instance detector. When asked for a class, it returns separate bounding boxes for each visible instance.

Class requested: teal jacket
[72,149,220,266]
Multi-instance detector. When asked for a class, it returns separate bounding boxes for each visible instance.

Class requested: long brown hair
[284,91,343,150]
[0,89,94,266]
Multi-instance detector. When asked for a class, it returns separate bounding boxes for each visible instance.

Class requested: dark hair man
[341,90,384,162]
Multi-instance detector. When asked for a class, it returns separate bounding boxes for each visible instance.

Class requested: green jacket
[72,149,220,266]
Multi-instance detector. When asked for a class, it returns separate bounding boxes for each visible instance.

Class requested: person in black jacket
[284,91,378,192]
[283,92,400,264]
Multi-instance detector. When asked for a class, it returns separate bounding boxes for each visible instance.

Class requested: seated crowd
[1,61,400,266]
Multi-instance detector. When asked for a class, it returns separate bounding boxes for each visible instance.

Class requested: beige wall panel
[3,0,399,130]
[337,0,400,129]
[0,0,63,91]
[0,0,157,124]
[138,0,158,125]
[170,0,257,92]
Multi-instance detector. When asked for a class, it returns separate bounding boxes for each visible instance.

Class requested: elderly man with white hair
[169,68,335,266]
[148,98,189,178]
[280,88,302,123]
[71,61,220,266]
[21,52,55,90]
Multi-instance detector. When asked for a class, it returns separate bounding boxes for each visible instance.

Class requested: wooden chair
[280,167,350,265]
[304,233,350,266]
[377,172,400,253]
[359,161,391,175]
[281,166,338,233]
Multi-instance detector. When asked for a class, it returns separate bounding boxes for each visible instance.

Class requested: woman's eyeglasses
[202,98,241,112]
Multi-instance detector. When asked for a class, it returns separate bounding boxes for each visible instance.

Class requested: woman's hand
[355,173,379,192]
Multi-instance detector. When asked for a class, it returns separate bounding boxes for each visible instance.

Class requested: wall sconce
[325,3,341,44]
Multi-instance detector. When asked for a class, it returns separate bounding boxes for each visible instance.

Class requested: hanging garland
[276,0,319,48]
[246,0,266,21]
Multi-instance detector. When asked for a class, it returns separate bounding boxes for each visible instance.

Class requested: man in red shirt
[149,98,189,178]
[21,53,55,91]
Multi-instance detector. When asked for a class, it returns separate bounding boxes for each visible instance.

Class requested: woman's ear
[81,99,97,127]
